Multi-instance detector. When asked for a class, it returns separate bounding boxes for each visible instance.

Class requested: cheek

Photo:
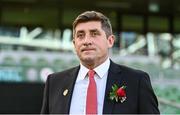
[73,41,80,48]
[74,43,82,53]
[97,43,108,52]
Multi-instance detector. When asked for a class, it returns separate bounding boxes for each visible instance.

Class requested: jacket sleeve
[40,75,50,114]
[138,72,160,114]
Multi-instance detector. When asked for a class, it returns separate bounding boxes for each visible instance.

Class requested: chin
[81,56,95,62]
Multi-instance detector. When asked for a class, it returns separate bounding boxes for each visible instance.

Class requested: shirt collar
[77,63,89,82]
[94,58,110,79]
[76,58,110,82]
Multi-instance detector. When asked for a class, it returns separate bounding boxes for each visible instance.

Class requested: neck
[81,56,108,69]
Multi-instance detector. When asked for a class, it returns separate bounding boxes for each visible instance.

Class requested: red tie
[86,70,97,114]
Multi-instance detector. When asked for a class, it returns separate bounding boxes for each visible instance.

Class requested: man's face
[73,21,114,68]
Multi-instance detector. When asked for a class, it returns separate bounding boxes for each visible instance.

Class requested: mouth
[81,48,95,52]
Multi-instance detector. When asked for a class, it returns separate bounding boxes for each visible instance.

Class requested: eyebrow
[76,29,100,35]
[76,30,85,34]
[89,29,99,33]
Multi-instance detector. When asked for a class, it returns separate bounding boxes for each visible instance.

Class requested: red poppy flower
[116,87,126,97]
[109,84,127,103]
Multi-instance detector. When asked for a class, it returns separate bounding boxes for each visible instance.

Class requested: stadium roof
[0,0,180,15]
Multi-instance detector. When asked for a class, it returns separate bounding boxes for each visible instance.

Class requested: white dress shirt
[69,58,110,115]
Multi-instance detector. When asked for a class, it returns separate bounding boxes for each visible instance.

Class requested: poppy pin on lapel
[63,89,68,96]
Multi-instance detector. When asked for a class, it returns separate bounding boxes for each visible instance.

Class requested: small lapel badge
[63,89,68,96]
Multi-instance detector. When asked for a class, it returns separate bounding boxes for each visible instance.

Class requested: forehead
[75,21,102,32]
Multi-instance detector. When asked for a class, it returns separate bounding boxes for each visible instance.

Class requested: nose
[83,35,92,46]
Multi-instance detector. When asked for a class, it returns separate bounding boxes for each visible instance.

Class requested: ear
[72,39,75,45]
[107,35,115,48]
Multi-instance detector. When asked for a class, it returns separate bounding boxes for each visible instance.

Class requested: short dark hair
[73,11,113,38]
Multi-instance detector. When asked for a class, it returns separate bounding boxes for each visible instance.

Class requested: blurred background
[0,0,179,114]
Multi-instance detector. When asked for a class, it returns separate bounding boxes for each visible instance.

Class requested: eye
[91,31,99,37]
[76,33,85,39]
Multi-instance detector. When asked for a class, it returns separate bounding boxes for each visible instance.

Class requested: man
[41,11,160,114]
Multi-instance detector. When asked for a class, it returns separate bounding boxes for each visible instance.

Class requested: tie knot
[88,70,95,78]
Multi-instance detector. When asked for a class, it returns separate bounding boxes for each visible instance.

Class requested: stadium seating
[20,57,33,66]
[2,56,16,65]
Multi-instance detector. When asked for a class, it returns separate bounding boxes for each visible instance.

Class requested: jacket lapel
[60,66,80,114]
[103,61,123,114]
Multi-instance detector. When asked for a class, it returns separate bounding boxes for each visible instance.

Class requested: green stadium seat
[36,58,49,67]
[20,57,33,66]
[52,58,69,71]
[2,56,16,65]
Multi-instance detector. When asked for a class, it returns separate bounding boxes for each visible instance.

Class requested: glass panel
[122,15,143,31]
[148,16,168,32]
[1,7,59,28]
[174,17,180,32]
